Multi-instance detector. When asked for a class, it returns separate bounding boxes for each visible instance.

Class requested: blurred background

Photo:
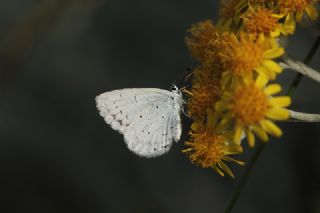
[0,0,319,212]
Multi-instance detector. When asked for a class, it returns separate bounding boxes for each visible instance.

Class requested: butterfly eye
[170,84,178,91]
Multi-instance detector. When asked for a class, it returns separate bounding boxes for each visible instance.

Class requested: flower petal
[271,14,285,19]
[256,66,276,80]
[265,84,281,95]
[252,125,269,142]
[245,128,255,147]
[262,60,283,74]
[213,165,225,176]
[224,144,243,154]
[265,108,290,120]
[215,101,228,112]
[284,13,296,34]
[263,47,284,59]
[233,125,243,145]
[217,113,232,132]
[218,161,234,178]
[269,96,291,107]
[270,29,281,38]
[260,120,282,137]
[296,11,303,22]
[255,74,268,89]
[223,156,245,165]
[306,5,318,20]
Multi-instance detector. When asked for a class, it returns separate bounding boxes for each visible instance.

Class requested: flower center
[219,34,265,76]
[185,131,226,167]
[187,65,221,120]
[242,7,279,35]
[188,83,220,120]
[279,0,311,12]
[230,83,269,125]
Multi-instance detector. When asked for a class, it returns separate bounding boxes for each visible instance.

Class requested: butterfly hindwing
[170,108,182,142]
[124,98,174,157]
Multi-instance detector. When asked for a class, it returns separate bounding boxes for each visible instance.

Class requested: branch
[289,110,320,122]
[280,54,320,83]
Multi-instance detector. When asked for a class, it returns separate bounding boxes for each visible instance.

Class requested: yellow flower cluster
[183,0,318,177]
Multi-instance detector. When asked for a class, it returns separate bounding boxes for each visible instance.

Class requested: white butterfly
[96,85,184,158]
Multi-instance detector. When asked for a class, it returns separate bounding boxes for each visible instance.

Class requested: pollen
[218,33,265,77]
[185,20,220,63]
[230,82,269,125]
[215,75,291,146]
[183,114,243,177]
[279,0,312,12]
[184,131,226,167]
[279,0,318,23]
[186,65,221,120]
[242,7,281,37]
[187,83,220,120]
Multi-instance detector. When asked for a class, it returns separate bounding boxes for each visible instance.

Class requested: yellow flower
[279,0,319,33]
[279,0,319,21]
[215,75,291,147]
[216,33,284,87]
[186,65,221,120]
[241,7,285,37]
[183,109,244,177]
[185,20,220,63]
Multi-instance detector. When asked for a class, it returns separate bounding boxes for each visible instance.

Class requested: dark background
[0,0,319,212]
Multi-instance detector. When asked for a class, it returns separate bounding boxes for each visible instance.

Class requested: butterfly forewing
[96,88,182,157]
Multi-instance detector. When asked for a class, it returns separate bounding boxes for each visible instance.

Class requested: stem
[280,55,320,83]
[224,35,320,213]
[289,110,320,122]
[287,36,320,96]
[224,143,265,213]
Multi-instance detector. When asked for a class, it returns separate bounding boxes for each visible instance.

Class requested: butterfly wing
[170,106,182,143]
[96,88,182,157]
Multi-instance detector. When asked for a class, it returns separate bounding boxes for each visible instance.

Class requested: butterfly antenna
[172,66,193,88]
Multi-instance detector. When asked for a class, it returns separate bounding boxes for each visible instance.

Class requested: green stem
[224,35,320,213]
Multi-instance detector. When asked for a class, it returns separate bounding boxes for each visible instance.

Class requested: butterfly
[95,85,184,157]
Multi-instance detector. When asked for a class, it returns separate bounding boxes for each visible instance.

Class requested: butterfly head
[170,84,179,92]
[170,84,184,107]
